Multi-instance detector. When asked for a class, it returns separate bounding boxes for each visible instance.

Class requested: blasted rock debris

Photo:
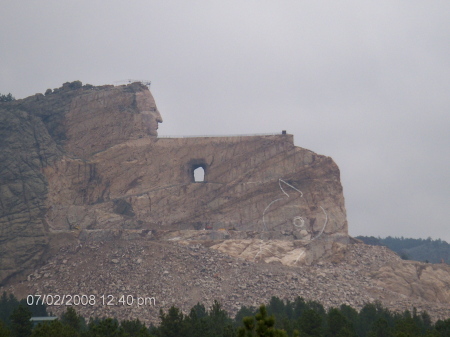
[2,238,449,325]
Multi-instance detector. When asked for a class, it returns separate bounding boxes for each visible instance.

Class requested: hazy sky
[1,1,449,241]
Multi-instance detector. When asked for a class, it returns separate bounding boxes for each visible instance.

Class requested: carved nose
[156,110,163,123]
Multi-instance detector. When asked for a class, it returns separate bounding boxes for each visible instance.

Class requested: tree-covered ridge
[0,93,15,102]
[356,236,450,263]
[1,292,450,336]
[0,292,47,327]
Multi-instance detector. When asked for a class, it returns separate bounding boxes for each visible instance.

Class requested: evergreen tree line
[356,236,450,263]
[1,292,450,337]
[0,93,15,102]
[0,292,47,327]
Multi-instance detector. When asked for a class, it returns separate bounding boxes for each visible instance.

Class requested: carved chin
[146,126,158,136]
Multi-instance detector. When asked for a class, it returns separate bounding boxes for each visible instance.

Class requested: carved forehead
[135,90,158,113]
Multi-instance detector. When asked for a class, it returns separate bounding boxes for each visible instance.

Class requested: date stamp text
[27,294,156,307]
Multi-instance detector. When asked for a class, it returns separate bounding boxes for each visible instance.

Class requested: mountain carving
[0,81,348,284]
[1,81,448,321]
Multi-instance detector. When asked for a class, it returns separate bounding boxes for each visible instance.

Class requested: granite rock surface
[0,81,347,284]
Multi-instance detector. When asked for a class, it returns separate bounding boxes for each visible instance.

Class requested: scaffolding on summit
[114,79,151,87]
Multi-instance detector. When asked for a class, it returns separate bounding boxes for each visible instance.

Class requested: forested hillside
[356,236,450,263]
[1,292,450,337]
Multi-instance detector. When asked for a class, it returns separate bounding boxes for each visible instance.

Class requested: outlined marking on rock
[255,178,330,264]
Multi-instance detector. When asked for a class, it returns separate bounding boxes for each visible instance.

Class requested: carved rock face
[62,83,162,157]
[135,90,163,136]
[141,112,162,136]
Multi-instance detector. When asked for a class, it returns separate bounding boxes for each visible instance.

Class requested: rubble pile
[3,239,449,325]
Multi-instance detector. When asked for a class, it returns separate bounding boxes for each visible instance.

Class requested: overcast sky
[1,1,449,241]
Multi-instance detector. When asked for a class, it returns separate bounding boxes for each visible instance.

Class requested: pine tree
[0,292,19,326]
[326,308,357,337]
[367,317,393,337]
[235,306,257,328]
[207,300,234,337]
[298,309,322,337]
[433,318,450,336]
[183,303,207,337]
[120,319,151,337]
[9,305,32,337]
[88,317,124,337]
[393,311,421,337]
[158,306,184,337]
[0,93,15,102]
[60,307,84,332]
[0,321,11,337]
[30,320,77,337]
[237,305,288,337]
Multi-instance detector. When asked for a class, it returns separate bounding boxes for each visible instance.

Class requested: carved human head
[135,89,163,136]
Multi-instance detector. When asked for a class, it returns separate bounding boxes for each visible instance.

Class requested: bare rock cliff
[0,81,159,283]
[0,97,60,284]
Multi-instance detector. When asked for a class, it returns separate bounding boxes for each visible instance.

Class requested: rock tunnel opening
[188,159,207,183]
[193,166,205,182]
